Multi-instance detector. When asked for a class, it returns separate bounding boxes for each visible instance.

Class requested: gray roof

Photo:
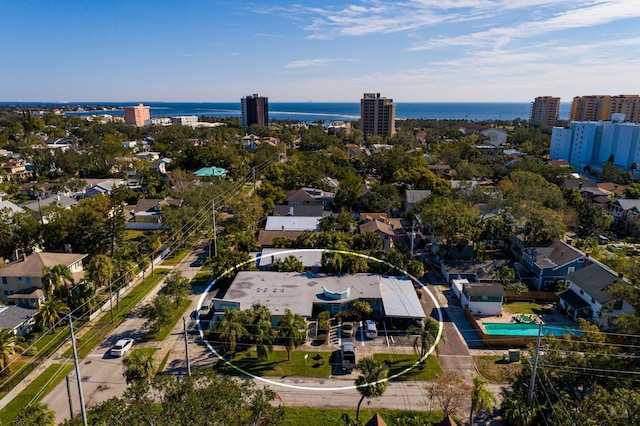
[273,205,326,217]
[464,282,506,297]
[220,271,424,319]
[0,199,23,215]
[405,190,432,204]
[524,240,584,270]
[558,289,591,310]
[265,216,320,231]
[0,252,87,278]
[0,305,37,331]
[614,199,640,212]
[566,263,619,304]
[258,248,323,268]
[23,194,77,211]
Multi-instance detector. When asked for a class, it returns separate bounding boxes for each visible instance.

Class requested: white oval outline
[195,248,443,391]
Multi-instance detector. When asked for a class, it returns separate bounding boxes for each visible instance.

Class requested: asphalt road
[41,248,206,425]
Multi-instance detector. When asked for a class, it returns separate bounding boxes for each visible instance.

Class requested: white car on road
[110,338,134,357]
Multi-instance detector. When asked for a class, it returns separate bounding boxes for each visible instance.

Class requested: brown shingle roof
[257,230,304,246]
[359,219,395,237]
[0,253,87,278]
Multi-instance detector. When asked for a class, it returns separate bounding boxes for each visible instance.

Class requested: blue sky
[1,0,639,102]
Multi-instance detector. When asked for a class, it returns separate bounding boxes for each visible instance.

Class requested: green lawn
[373,353,443,381]
[144,298,192,342]
[472,355,522,383]
[283,407,444,425]
[190,271,213,288]
[131,347,159,358]
[212,350,442,381]
[0,364,74,425]
[161,248,190,266]
[124,229,146,241]
[213,350,332,378]
[503,301,552,315]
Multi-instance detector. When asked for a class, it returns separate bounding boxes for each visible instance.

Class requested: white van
[365,320,378,339]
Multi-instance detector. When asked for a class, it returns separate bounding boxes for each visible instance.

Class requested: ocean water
[2,101,571,123]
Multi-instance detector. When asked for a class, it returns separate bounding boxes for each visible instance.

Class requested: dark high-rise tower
[241,94,268,127]
[360,93,395,137]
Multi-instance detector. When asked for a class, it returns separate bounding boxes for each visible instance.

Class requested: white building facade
[550,117,640,170]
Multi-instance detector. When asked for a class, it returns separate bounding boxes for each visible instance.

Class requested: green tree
[495,265,515,285]
[162,271,191,307]
[36,298,70,334]
[407,318,440,359]
[10,402,56,426]
[278,308,306,361]
[349,300,373,322]
[142,294,173,333]
[366,183,402,214]
[469,374,497,426]
[248,303,275,361]
[42,264,74,299]
[85,254,113,289]
[354,356,389,422]
[417,196,480,253]
[406,259,425,278]
[270,255,304,272]
[424,371,471,419]
[0,328,25,375]
[123,350,156,385]
[214,307,248,354]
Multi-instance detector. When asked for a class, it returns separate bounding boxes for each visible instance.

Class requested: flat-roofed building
[211,271,425,325]
[241,93,268,127]
[123,104,150,126]
[360,93,395,138]
[530,96,561,127]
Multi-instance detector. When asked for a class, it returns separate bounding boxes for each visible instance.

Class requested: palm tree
[86,254,113,289]
[123,350,155,385]
[470,374,498,426]
[278,309,306,362]
[10,402,55,426]
[36,298,70,334]
[501,391,537,426]
[68,282,96,316]
[407,318,441,360]
[354,356,389,422]
[42,264,74,301]
[0,328,25,376]
[214,308,247,354]
[254,319,275,361]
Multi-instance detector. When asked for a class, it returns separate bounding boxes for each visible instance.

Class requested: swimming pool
[483,323,583,337]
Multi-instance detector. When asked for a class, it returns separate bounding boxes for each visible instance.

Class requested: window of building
[1,277,7,285]
[579,289,584,295]
[612,300,624,310]
[2,290,9,296]
[26,277,32,285]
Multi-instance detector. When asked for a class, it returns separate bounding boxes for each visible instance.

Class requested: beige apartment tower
[609,95,640,123]
[360,93,396,137]
[123,103,150,126]
[569,95,640,123]
[530,96,561,127]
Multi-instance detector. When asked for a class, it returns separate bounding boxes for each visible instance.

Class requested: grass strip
[213,350,332,378]
[372,353,443,381]
[161,248,190,266]
[144,298,192,342]
[0,364,74,425]
[283,407,444,425]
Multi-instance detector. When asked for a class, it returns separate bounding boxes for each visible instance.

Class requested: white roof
[380,276,426,318]
[258,248,323,268]
[265,216,320,231]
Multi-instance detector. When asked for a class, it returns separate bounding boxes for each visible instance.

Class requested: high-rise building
[360,93,396,137]
[550,116,640,171]
[123,103,150,126]
[609,95,640,123]
[530,96,561,127]
[241,94,268,127]
[570,95,611,122]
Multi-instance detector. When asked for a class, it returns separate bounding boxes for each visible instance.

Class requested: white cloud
[285,58,358,68]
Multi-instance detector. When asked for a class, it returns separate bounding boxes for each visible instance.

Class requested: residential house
[427,164,455,179]
[0,196,23,217]
[558,262,634,327]
[460,281,505,317]
[264,215,321,232]
[610,199,640,231]
[0,252,87,303]
[597,182,628,198]
[404,189,431,213]
[359,218,396,251]
[0,305,37,335]
[126,197,183,230]
[22,194,78,224]
[521,240,586,290]
[257,230,305,247]
[273,205,326,217]
[441,259,509,284]
[84,179,126,197]
[194,166,228,178]
[479,128,508,146]
[285,188,334,207]
[1,160,31,181]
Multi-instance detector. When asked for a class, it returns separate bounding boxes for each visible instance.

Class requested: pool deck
[474,306,577,327]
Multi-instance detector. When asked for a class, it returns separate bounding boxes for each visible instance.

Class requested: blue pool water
[483,323,583,337]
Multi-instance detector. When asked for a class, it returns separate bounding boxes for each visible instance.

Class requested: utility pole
[212,200,218,258]
[410,220,416,260]
[108,280,114,324]
[528,323,543,406]
[69,314,88,426]
[66,375,73,419]
[183,316,191,377]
